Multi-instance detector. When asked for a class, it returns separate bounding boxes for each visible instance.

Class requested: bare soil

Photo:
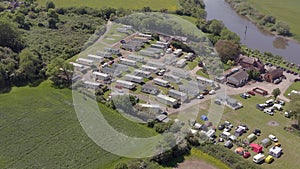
[174,159,217,169]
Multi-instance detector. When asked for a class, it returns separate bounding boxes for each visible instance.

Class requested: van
[253,153,265,163]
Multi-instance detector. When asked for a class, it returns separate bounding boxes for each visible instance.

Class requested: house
[120,58,136,67]
[124,74,143,83]
[141,84,159,95]
[264,68,283,83]
[261,138,272,148]
[154,78,170,87]
[168,89,188,102]
[175,59,187,68]
[238,55,265,73]
[163,73,181,84]
[268,146,282,158]
[156,94,177,106]
[227,70,249,87]
[116,80,135,89]
[134,69,151,78]
[249,143,263,153]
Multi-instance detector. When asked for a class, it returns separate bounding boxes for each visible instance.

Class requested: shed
[250,143,263,153]
[261,138,272,148]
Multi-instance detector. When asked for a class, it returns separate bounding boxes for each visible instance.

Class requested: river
[204,0,300,64]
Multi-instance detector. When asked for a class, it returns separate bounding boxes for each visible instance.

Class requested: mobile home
[140,49,159,58]
[96,51,112,58]
[116,80,135,89]
[87,54,104,63]
[141,65,159,73]
[120,58,137,67]
[168,89,188,102]
[151,44,165,49]
[163,73,181,84]
[156,94,177,106]
[76,58,94,66]
[185,53,195,61]
[134,69,151,78]
[175,59,187,68]
[147,61,166,69]
[154,78,170,87]
[141,84,159,95]
[84,81,101,89]
[124,74,143,84]
[173,49,182,57]
[127,54,144,63]
[197,76,214,86]
[92,71,110,81]
[104,48,120,55]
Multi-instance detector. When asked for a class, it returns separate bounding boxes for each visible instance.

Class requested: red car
[243,152,251,158]
[247,91,256,96]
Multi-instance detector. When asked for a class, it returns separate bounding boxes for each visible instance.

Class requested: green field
[284,82,300,97]
[37,0,179,11]
[0,81,156,168]
[246,0,300,41]
[222,94,300,169]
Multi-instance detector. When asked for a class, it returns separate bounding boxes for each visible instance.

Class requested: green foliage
[114,162,128,169]
[288,95,300,125]
[215,40,241,63]
[46,0,55,10]
[247,69,260,80]
[272,88,281,99]
[220,28,240,43]
[170,40,194,53]
[208,19,224,36]
[276,21,291,36]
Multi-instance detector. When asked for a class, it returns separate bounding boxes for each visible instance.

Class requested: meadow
[246,0,300,41]
[37,0,180,11]
[0,81,156,168]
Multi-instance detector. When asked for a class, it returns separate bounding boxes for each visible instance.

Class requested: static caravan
[120,58,136,67]
[154,78,170,87]
[141,84,159,95]
[163,73,181,84]
[253,154,265,164]
[96,51,112,58]
[125,74,143,84]
[133,36,149,43]
[172,69,190,79]
[127,54,144,63]
[147,61,166,69]
[70,62,84,70]
[168,89,188,102]
[156,94,177,106]
[175,59,187,68]
[185,53,195,61]
[104,48,120,55]
[138,33,152,39]
[76,58,94,66]
[116,80,135,89]
[151,44,165,49]
[197,76,214,86]
[140,49,159,58]
[141,65,159,73]
[84,81,101,89]
[116,27,129,33]
[134,69,151,78]
[137,104,161,113]
[173,49,183,57]
[93,72,110,81]
[156,41,169,47]
[87,54,104,63]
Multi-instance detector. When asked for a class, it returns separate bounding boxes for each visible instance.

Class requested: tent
[261,138,272,148]
[250,143,263,153]
[235,147,245,155]
[201,115,208,121]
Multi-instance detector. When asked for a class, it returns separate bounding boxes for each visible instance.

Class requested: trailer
[124,74,143,83]
[84,81,101,89]
[163,73,181,84]
[147,61,166,69]
[87,54,104,63]
[168,89,188,102]
[175,59,187,68]
[127,54,144,63]
[76,58,94,66]
[116,80,135,89]
[173,49,182,57]
[154,78,170,87]
[156,94,177,106]
[134,69,151,78]
[96,51,112,58]
[92,71,110,81]
[120,58,137,67]
[141,65,159,73]
[151,44,166,49]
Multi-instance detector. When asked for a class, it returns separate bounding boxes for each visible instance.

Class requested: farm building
[238,55,265,73]
[104,48,120,55]
[141,84,159,95]
[124,74,143,83]
[140,49,159,58]
[184,53,195,61]
[84,81,101,89]
[197,76,214,87]
[147,61,166,69]
[163,73,181,84]
[227,70,249,87]
[173,49,182,57]
[264,68,283,83]
[168,89,188,102]
[134,69,151,78]
[76,58,94,66]
[96,51,112,58]
[250,143,263,153]
[154,78,170,87]
[92,72,110,81]
[261,138,272,148]
[120,58,137,67]
[87,54,104,63]
[269,146,282,158]
[172,69,190,79]
[127,54,144,62]
[116,80,135,89]
[175,59,187,68]
[141,65,159,73]
[156,94,177,106]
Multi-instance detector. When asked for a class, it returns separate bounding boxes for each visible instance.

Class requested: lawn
[246,0,300,41]
[37,0,180,11]
[221,94,300,169]
[196,69,209,79]
[284,82,300,97]
[0,81,156,168]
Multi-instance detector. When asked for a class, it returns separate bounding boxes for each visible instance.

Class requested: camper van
[253,153,265,164]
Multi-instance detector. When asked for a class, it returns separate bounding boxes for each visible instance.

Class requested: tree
[14,12,25,27]
[263,15,276,24]
[215,40,241,63]
[47,9,59,29]
[272,88,281,99]
[114,162,128,169]
[46,1,55,10]
[276,21,290,36]
[220,28,240,43]
[247,70,260,80]
[208,19,224,36]
[142,6,151,12]
[287,95,300,126]
[46,57,73,87]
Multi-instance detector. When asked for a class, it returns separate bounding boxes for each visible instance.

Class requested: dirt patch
[268,121,279,126]
[174,159,217,169]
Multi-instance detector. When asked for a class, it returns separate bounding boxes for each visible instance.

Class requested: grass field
[0,81,156,168]
[221,94,300,169]
[284,82,300,97]
[246,0,300,41]
[37,0,179,11]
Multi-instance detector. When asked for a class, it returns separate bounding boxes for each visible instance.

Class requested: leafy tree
[0,3,6,12]
[272,88,281,99]
[226,60,235,67]
[215,40,241,63]
[142,6,151,12]
[276,21,290,36]
[47,9,59,29]
[247,69,260,80]
[46,1,55,10]
[263,15,276,24]
[287,95,300,126]
[17,49,41,82]
[114,162,128,169]
[208,19,224,36]
[46,57,73,87]
[220,28,240,43]
[14,12,25,26]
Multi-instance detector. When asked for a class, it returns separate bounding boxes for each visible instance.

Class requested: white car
[264,108,274,115]
[268,134,278,142]
[209,90,216,95]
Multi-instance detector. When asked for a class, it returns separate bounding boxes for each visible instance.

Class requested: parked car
[256,104,267,111]
[209,90,216,95]
[243,151,251,158]
[268,134,278,142]
[218,124,225,130]
[157,69,166,76]
[224,126,231,132]
[240,94,248,99]
[264,108,274,115]
[247,91,256,96]
[240,124,249,130]
[253,129,261,136]
[276,100,285,105]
